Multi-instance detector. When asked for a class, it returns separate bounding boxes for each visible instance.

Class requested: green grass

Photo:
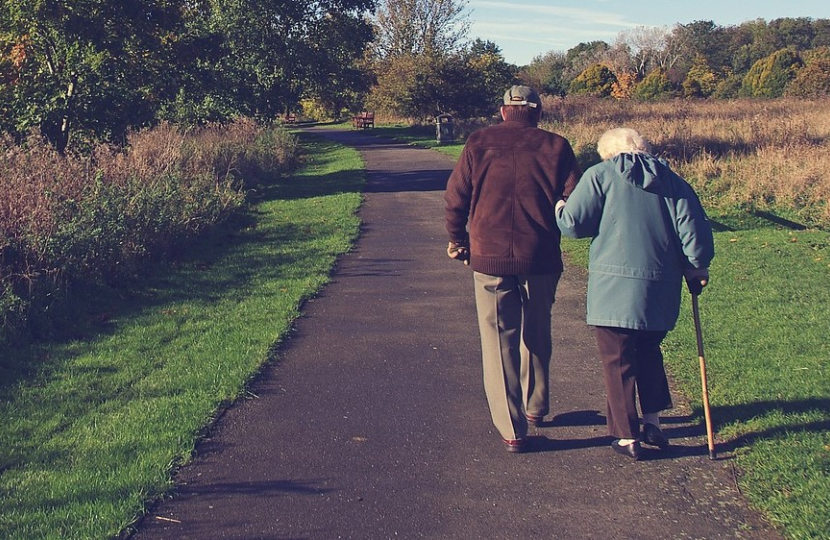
[0,133,364,540]
[661,223,830,539]
[320,120,467,159]
[368,125,830,540]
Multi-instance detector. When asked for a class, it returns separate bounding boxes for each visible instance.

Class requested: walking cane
[691,292,716,460]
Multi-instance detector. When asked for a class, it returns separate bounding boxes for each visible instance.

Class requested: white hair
[596,128,652,160]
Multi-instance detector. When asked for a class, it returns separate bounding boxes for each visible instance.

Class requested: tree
[670,20,735,82]
[520,51,568,96]
[193,0,374,122]
[368,41,514,119]
[601,38,636,79]
[462,39,517,115]
[300,10,376,118]
[0,1,377,149]
[611,72,638,99]
[369,0,482,119]
[632,68,675,101]
[682,55,718,98]
[740,48,802,98]
[619,26,677,78]
[711,71,743,98]
[564,41,609,82]
[374,0,469,59]
[569,64,617,97]
[786,47,830,97]
[0,0,186,152]
[811,19,830,47]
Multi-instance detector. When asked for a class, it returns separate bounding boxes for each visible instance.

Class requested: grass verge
[369,124,830,540]
[0,132,364,540]
[660,219,830,539]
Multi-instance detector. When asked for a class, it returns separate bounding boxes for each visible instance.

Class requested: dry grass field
[539,96,830,228]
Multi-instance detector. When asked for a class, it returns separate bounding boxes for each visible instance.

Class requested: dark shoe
[611,439,641,460]
[525,413,545,427]
[503,438,527,454]
[642,423,670,449]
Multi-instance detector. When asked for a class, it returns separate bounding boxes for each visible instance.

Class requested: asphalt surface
[130,127,782,540]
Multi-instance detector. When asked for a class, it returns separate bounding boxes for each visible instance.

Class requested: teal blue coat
[556,153,714,331]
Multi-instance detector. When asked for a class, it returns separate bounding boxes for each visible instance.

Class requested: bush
[682,57,719,98]
[740,48,803,98]
[786,47,830,97]
[632,68,676,101]
[569,64,617,97]
[0,119,298,343]
[711,73,743,99]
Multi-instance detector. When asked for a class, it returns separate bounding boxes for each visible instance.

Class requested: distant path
[131,128,781,539]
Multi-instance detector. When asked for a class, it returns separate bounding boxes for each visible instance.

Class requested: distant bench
[283,113,297,124]
[352,111,374,129]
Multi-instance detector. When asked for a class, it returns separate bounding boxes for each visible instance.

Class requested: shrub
[569,64,617,97]
[632,68,676,101]
[740,48,803,98]
[300,98,334,122]
[786,47,830,97]
[0,119,298,342]
[611,72,638,99]
[711,73,743,99]
[682,56,719,98]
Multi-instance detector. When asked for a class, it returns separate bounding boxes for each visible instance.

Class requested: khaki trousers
[473,272,560,441]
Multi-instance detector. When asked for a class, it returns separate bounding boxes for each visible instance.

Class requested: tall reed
[0,119,299,341]
[537,96,830,225]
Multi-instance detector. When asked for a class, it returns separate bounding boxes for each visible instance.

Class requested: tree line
[0,0,374,153]
[3,0,830,155]
[521,17,830,100]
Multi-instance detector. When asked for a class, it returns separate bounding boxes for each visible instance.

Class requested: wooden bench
[283,113,297,124]
[352,111,374,129]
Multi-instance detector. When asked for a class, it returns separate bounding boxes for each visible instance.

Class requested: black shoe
[503,438,528,454]
[611,440,641,460]
[642,423,670,449]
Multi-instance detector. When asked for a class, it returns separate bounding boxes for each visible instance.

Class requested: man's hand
[684,268,710,295]
[447,241,470,265]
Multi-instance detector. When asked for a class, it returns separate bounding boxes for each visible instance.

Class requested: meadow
[542,96,830,229]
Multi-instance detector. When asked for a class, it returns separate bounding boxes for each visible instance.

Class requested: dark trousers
[595,326,673,439]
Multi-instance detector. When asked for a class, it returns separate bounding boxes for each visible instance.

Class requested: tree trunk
[56,77,76,154]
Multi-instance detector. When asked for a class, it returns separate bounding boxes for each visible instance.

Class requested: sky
[467,0,830,66]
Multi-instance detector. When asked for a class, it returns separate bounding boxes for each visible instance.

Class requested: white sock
[617,438,636,446]
[642,413,660,428]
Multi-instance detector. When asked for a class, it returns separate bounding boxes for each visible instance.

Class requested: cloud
[471,20,618,49]
[469,0,644,30]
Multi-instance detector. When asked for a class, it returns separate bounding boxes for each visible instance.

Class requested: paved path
[131,128,781,540]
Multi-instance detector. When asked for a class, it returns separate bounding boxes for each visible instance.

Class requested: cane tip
[708,451,717,460]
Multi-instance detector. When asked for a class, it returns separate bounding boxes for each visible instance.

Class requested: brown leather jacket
[444,120,581,275]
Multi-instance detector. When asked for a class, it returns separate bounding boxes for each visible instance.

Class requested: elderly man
[444,85,581,453]
[555,127,715,460]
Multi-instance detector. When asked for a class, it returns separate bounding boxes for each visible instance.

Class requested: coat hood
[609,153,669,193]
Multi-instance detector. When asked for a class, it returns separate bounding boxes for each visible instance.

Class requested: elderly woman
[555,128,714,460]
